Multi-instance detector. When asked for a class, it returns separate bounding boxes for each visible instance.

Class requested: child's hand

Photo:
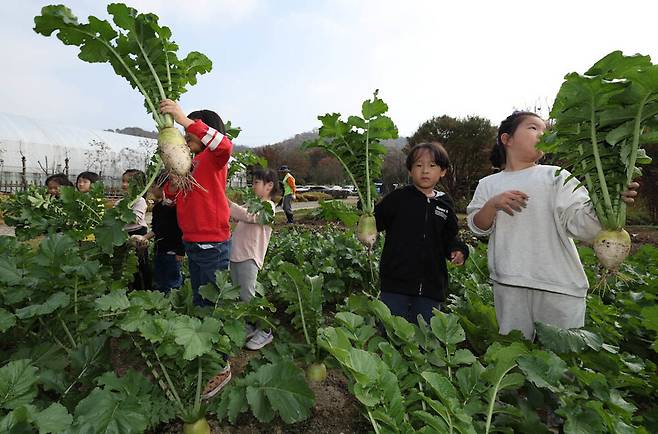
[159,99,193,129]
[491,190,528,215]
[621,182,640,204]
[175,255,184,263]
[450,251,465,266]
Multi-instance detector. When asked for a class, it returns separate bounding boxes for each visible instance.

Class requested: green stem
[134,35,171,128]
[194,358,203,414]
[287,272,312,351]
[365,120,372,212]
[76,198,103,224]
[589,104,613,227]
[60,319,77,348]
[325,146,367,213]
[69,27,164,128]
[154,349,185,411]
[129,158,163,209]
[38,318,70,353]
[619,94,649,228]
[367,409,381,434]
[446,346,452,381]
[73,277,79,334]
[577,141,606,223]
[485,364,516,434]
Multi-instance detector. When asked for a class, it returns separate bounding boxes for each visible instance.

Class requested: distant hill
[257,130,407,151]
[107,127,158,139]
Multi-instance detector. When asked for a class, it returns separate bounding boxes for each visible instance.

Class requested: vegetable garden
[0,3,657,434]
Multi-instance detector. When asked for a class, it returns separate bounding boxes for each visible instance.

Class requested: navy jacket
[374,185,469,302]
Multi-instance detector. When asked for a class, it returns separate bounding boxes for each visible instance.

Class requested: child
[134,174,185,292]
[467,111,638,340]
[159,99,233,398]
[374,142,469,324]
[45,173,74,197]
[76,171,99,193]
[122,169,152,291]
[228,168,277,350]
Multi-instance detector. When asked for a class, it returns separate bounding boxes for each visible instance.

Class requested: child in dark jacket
[374,142,469,324]
[134,174,185,292]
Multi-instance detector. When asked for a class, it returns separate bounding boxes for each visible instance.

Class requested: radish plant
[542,51,655,269]
[34,3,212,191]
[304,90,398,249]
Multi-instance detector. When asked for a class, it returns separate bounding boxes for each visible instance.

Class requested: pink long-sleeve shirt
[229,200,275,269]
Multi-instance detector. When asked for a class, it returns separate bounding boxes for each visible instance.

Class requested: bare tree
[84,140,112,176]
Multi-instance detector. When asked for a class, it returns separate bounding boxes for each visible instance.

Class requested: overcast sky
[2,0,658,147]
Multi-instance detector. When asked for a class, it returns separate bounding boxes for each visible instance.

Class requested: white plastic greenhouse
[0,112,156,191]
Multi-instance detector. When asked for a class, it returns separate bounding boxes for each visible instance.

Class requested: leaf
[0,360,39,410]
[72,387,149,433]
[430,312,466,346]
[335,311,364,331]
[0,308,17,333]
[33,402,73,434]
[95,289,130,312]
[535,322,604,353]
[245,360,314,424]
[517,350,566,392]
[0,257,22,285]
[172,316,221,360]
[15,292,70,319]
[421,372,459,400]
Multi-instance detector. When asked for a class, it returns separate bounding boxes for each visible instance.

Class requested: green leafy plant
[34,3,213,190]
[541,51,655,269]
[304,90,398,249]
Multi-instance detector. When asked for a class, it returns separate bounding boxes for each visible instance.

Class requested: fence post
[21,154,27,191]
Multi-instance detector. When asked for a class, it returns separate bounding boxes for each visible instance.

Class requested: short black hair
[405,142,450,171]
[76,171,99,184]
[188,109,226,135]
[491,111,542,169]
[45,173,73,187]
[253,168,278,199]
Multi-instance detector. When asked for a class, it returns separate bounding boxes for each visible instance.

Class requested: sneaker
[201,364,231,400]
[245,323,258,340]
[245,329,273,350]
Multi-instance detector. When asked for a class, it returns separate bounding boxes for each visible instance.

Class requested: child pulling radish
[375,142,469,324]
[467,111,639,340]
[159,99,233,398]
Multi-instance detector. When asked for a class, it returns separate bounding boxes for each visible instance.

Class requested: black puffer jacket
[374,185,469,302]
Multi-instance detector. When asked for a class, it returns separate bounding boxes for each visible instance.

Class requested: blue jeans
[153,251,183,293]
[380,291,440,324]
[184,240,231,306]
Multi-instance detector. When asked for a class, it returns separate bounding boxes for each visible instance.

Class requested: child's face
[121,175,130,192]
[504,116,546,163]
[150,184,164,200]
[409,149,447,193]
[185,120,204,154]
[47,181,61,197]
[77,177,92,193]
[253,179,273,199]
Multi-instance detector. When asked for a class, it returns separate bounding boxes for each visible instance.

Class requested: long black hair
[490,111,541,169]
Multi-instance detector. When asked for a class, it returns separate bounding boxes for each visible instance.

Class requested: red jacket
[164,120,232,243]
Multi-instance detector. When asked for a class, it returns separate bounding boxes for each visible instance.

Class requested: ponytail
[490,110,540,169]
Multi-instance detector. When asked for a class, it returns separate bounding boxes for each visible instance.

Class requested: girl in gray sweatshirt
[467,111,638,339]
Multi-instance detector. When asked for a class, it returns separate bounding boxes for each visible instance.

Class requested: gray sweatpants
[493,281,586,340]
[230,259,259,302]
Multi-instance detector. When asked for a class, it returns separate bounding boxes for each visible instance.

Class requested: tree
[84,140,112,177]
[382,147,408,188]
[408,115,496,201]
[313,156,344,185]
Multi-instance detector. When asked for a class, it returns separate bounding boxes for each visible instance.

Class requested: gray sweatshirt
[467,165,601,297]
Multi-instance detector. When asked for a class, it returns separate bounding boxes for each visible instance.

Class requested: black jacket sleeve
[374,190,397,232]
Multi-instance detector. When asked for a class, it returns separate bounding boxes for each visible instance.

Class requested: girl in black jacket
[374,142,469,324]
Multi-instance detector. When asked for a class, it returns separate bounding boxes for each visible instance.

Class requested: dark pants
[380,291,440,324]
[153,251,183,293]
[127,227,152,291]
[283,194,294,223]
[184,240,231,306]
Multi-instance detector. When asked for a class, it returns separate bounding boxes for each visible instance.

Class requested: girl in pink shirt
[229,168,277,350]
